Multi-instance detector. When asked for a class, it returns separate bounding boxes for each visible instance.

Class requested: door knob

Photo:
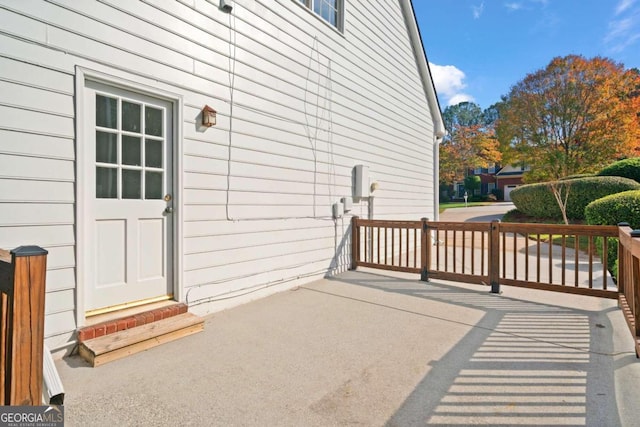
[164,206,174,214]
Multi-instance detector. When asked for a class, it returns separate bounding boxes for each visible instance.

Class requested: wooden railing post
[631,230,640,348]
[489,220,501,293]
[0,246,48,405]
[351,216,360,270]
[421,218,429,281]
[617,222,630,297]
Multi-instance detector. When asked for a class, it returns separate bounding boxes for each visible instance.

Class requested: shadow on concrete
[327,270,624,426]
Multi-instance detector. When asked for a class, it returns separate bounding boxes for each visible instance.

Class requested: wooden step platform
[79,312,204,367]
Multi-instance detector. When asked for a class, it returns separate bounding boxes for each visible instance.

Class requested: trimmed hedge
[584,190,640,279]
[510,176,640,220]
[558,173,595,180]
[598,157,640,184]
[585,189,640,229]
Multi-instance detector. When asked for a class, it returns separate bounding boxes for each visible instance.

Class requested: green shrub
[585,189,640,280]
[585,190,640,229]
[510,176,640,220]
[598,157,640,183]
[470,194,489,202]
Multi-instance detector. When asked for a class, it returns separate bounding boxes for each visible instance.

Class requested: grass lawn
[438,201,494,213]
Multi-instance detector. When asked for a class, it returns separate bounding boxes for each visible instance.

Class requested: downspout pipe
[43,344,64,404]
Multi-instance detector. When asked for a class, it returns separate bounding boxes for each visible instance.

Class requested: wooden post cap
[10,245,48,257]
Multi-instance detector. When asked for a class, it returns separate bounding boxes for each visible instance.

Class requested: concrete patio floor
[56,269,640,426]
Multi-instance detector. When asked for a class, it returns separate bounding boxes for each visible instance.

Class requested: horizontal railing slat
[427,221,492,232]
[499,223,619,236]
[353,219,421,229]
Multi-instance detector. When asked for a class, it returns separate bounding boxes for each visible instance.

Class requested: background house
[496,164,529,201]
[0,0,443,357]
[449,163,498,200]
[449,163,528,201]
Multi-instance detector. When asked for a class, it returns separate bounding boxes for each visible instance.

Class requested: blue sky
[413,0,640,110]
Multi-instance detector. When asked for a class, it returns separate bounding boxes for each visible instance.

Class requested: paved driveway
[439,202,515,222]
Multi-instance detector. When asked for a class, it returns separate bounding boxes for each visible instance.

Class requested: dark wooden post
[489,220,501,293]
[350,216,360,270]
[0,246,48,405]
[421,218,429,282]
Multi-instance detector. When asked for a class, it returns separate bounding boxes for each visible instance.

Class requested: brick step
[77,302,188,342]
[79,312,204,367]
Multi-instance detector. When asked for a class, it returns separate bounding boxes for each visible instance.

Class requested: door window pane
[96,131,117,164]
[96,95,117,129]
[122,135,141,166]
[145,106,163,137]
[145,139,163,168]
[122,101,141,133]
[122,169,142,199]
[145,171,163,199]
[96,167,117,198]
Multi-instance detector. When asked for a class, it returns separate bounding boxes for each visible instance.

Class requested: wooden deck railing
[495,222,619,298]
[0,246,48,405]
[617,226,640,357]
[352,217,619,298]
[351,217,425,275]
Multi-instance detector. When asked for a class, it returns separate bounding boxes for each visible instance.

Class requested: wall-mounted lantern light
[202,105,217,127]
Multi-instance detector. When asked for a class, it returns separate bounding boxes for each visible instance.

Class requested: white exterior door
[84,81,173,311]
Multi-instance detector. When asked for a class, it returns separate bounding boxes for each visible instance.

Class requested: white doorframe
[75,67,184,327]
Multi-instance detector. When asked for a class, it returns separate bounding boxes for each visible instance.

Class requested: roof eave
[399,0,445,139]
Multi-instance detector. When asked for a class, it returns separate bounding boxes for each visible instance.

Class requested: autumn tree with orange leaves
[497,55,640,183]
[439,102,502,187]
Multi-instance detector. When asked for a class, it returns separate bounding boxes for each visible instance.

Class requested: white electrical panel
[354,165,369,198]
[341,197,352,212]
[332,202,344,219]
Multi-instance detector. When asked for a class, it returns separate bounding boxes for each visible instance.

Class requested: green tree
[442,101,483,129]
[464,175,481,194]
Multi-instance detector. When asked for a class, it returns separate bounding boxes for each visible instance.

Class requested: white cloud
[472,2,485,19]
[605,2,640,53]
[504,0,548,12]
[616,0,636,15]
[605,17,634,43]
[429,63,476,106]
[505,2,523,11]
[448,93,476,106]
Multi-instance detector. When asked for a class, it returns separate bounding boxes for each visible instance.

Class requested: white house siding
[0,0,440,354]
